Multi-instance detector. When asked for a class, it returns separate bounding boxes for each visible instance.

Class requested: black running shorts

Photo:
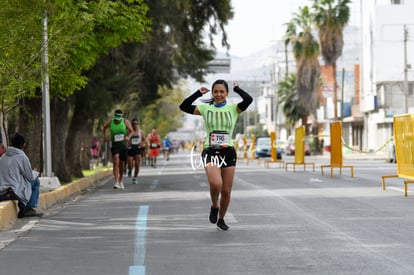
[111,143,128,162]
[201,147,237,168]
[128,147,142,157]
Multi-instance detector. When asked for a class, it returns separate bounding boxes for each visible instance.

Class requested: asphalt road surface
[1,150,413,275]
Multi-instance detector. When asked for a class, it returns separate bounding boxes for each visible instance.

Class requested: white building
[361,0,414,151]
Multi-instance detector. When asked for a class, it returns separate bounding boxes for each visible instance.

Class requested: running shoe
[120,182,125,190]
[217,218,229,231]
[209,206,219,224]
[128,169,132,177]
[113,182,121,189]
[132,178,138,184]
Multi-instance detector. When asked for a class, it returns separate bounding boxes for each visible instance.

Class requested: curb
[0,169,112,231]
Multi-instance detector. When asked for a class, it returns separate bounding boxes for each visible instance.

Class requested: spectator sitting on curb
[0,133,43,218]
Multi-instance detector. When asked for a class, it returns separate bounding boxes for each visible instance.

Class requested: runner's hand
[199,86,209,94]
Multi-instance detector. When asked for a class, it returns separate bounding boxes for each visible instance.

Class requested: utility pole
[403,24,409,113]
[272,60,278,135]
[340,68,345,120]
[42,11,52,177]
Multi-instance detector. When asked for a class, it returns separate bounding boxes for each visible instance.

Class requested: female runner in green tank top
[179,80,253,230]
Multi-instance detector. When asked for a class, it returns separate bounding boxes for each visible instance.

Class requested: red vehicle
[285,136,311,156]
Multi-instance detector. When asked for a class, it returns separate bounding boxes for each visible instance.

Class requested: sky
[221,0,360,57]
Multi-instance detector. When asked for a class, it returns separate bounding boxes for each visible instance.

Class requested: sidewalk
[313,151,389,161]
[0,169,112,231]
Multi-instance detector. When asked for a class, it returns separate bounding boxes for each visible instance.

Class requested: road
[1,150,413,275]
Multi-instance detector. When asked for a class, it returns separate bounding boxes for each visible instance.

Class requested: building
[360,0,414,151]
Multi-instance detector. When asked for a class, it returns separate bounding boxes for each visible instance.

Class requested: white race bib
[131,137,140,145]
[114,133,124,142]
[210,131,229,148]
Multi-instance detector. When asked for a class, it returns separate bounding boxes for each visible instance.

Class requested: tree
[120,0,234,107]
[51,0,151,179]
[284,6,321,122]
[313,0,351,120]
[1,0,233,180]
[0,1,45,149]
[139,85,186,139]
[64,45,147,179]
[144,0,232,83]
[0,1,151,178]
[277,73,308,131]
[65,0,233,177]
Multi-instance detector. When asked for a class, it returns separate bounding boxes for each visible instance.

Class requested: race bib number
[131,137,140,145]
[114,133,124,142]
[209,131,229,148]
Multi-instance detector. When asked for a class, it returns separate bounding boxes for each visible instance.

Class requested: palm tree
[277,73,308,132]
[312,0,351,120]
[284,6,321,128]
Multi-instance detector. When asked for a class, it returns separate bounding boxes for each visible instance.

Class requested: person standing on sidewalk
[0,133,43,218]
[103,109,133,190]
[127,118,146,184]
[179,80,253,230]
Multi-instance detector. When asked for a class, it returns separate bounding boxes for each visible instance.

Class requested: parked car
[255,137,282,159]
[285,135,311,156]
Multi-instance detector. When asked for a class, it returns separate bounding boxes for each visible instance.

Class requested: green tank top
[197,103,239,148]
[110,119,127,145]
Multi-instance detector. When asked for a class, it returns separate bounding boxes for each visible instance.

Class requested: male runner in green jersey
[103,109,133,189]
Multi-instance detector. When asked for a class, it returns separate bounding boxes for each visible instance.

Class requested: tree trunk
[301,115,309,135]
[66,103,94,178]
[79,124,92,170]
[312,120,321,155]
[18,97,43,172]
[51,98,71,182]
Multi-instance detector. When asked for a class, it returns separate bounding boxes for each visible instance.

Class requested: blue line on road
[129,266,145,275]
[150,179,158,191]
[129,205,149,275]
